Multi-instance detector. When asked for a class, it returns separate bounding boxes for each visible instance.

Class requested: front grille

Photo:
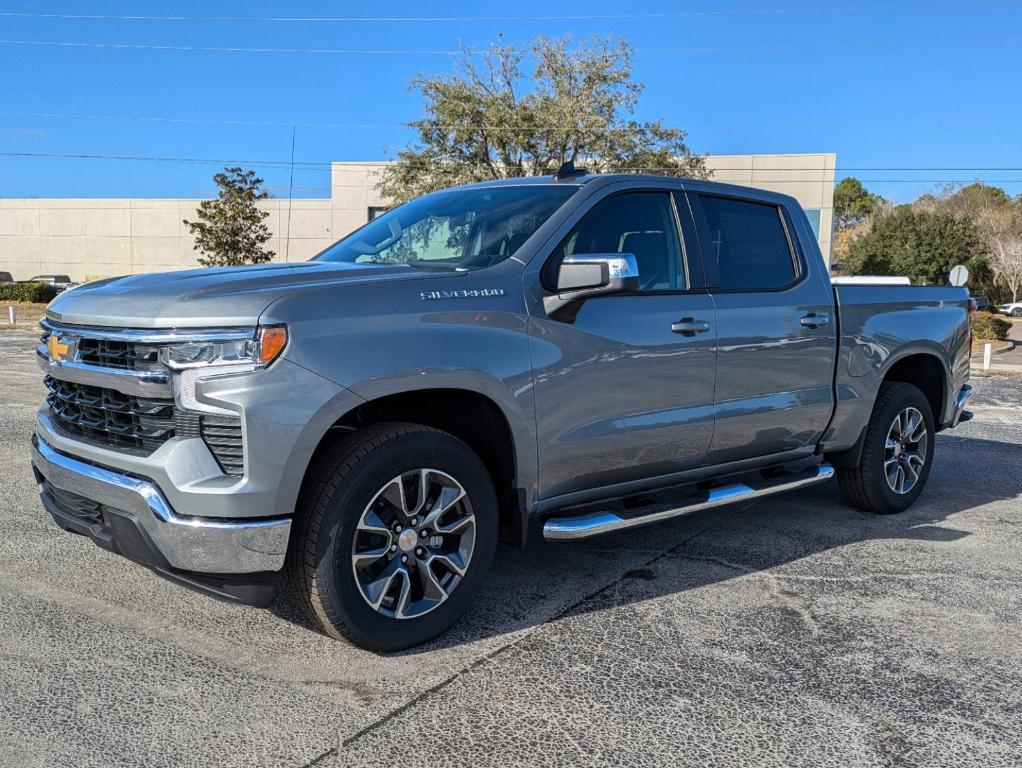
[201,414,244,477]
[78,338,161,371]
[40,327,160,372]
[45,376,175,453]
[40,323,245,476]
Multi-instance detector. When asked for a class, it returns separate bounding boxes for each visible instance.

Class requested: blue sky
[1,0,1021,203]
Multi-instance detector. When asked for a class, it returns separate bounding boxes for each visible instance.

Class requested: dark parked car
[24,274,78,293]
[970,296,993,312]
[0,271,14,284]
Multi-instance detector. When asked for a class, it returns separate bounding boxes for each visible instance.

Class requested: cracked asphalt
[1,328,1020,767]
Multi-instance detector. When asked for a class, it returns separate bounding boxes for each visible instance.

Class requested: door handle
[671,318,711,336]
[799,312,831,329]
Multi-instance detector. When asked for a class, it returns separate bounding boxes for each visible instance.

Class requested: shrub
[0,282,58,303]
[972,311,1011,340]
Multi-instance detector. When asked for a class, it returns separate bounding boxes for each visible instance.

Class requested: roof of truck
[457,172,799,208]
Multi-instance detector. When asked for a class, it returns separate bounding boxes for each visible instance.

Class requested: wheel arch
[826,350,949,469]
[301,387,529,547]
[880,351,948,426]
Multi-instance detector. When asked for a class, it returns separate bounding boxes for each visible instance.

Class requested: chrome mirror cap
[545,252,642,323]
[562,253,639,281]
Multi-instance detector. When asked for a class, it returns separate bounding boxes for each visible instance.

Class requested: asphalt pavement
[1,328,1020,768]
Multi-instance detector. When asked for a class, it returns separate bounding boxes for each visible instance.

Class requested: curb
[971,363,1022,374]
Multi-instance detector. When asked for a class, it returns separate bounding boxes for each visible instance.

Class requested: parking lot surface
[1,328,1020,768]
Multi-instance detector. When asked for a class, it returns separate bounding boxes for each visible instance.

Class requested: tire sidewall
[867,385,936,512]
[311,430,497,651]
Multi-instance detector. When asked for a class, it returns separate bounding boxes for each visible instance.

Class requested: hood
[45,261,433,328]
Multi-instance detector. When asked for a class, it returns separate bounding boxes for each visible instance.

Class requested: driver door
[528,190,717,502]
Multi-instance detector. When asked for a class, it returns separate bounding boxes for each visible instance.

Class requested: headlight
[160,325,287,370]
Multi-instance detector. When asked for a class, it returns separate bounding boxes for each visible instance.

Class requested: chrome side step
[542,463,835,542]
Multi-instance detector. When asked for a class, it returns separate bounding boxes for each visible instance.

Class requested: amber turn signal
[257,325,288,365]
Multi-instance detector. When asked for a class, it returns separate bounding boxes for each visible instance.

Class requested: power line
[6,150,1022,172]
[0,150,334,169]
[0,39,459,55]
[2,36,1021,56]
[0,110,403,129]
[1,1,1016,23]
[3,150,1022,180]
[4,109,1022,133]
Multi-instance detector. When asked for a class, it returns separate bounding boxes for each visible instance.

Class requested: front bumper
[31,434,291,605]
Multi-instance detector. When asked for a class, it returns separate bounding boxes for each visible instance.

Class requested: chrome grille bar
[41,318,255,344]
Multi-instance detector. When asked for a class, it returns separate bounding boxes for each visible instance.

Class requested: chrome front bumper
[31,434,291,575]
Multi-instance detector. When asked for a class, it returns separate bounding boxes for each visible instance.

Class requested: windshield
[315,185,577,270]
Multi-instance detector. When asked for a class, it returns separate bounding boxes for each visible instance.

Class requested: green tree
[914,182,1021,302]
[844,206,985,286]
[831,177,888,266]
[380,35,708,203]
[184,167,275,267]
[834,177,885,229]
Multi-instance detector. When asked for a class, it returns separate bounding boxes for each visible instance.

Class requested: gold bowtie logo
[47,335,72,364]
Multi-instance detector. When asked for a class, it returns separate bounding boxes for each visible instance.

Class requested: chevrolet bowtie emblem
[47,335,75,365]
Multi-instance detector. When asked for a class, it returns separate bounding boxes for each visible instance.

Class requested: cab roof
[455,172,799,209]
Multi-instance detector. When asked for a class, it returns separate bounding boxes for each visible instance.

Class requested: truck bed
[822,284,971,454]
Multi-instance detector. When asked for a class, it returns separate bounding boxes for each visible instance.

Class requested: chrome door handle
[800,312,831,328]
[671,318,711,336]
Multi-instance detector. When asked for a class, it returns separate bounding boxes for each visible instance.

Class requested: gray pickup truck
[31,169,973,650]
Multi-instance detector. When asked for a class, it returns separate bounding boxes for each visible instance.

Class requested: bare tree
[983,207,1022,302]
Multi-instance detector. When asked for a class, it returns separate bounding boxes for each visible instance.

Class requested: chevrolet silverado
[31,168,973,650]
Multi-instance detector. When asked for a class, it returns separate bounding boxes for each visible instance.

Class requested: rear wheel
[286,423,498,651]
[837,382,936,514]
[1012,307,1022,317]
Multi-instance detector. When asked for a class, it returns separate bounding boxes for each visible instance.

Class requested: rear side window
[698,196,798,291]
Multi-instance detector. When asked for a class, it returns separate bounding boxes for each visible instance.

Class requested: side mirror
[544,253,640,322]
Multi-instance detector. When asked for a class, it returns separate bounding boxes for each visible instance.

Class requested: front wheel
[836,382,936,514]
[1011,307,1022,317]
[285,423,498,651]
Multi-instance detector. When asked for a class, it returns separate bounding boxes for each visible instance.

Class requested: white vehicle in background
[830,275,912,286]
[1000,301,1022,318]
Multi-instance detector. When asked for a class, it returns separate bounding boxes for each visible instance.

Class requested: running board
[543,463,835,542]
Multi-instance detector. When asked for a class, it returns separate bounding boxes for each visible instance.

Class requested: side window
[552,192,686,291]
[698,196,798,291]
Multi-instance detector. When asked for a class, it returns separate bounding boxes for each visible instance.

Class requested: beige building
[0,154,835,282]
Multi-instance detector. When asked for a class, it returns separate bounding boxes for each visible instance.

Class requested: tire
[836,382,936,515]
[1012,307,1022,317]
[285,422,498,652]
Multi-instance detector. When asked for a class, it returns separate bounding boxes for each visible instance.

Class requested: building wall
[0,155,834,282]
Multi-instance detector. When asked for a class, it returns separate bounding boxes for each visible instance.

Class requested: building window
[368,206,390,221]
[803,209,822,240]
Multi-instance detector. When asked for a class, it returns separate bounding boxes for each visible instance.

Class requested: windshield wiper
[354,259,468,271]
[403,261,470,271]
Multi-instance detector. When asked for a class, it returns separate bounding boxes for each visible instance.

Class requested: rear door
[687,192,836,464]
[528,189,717,501]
